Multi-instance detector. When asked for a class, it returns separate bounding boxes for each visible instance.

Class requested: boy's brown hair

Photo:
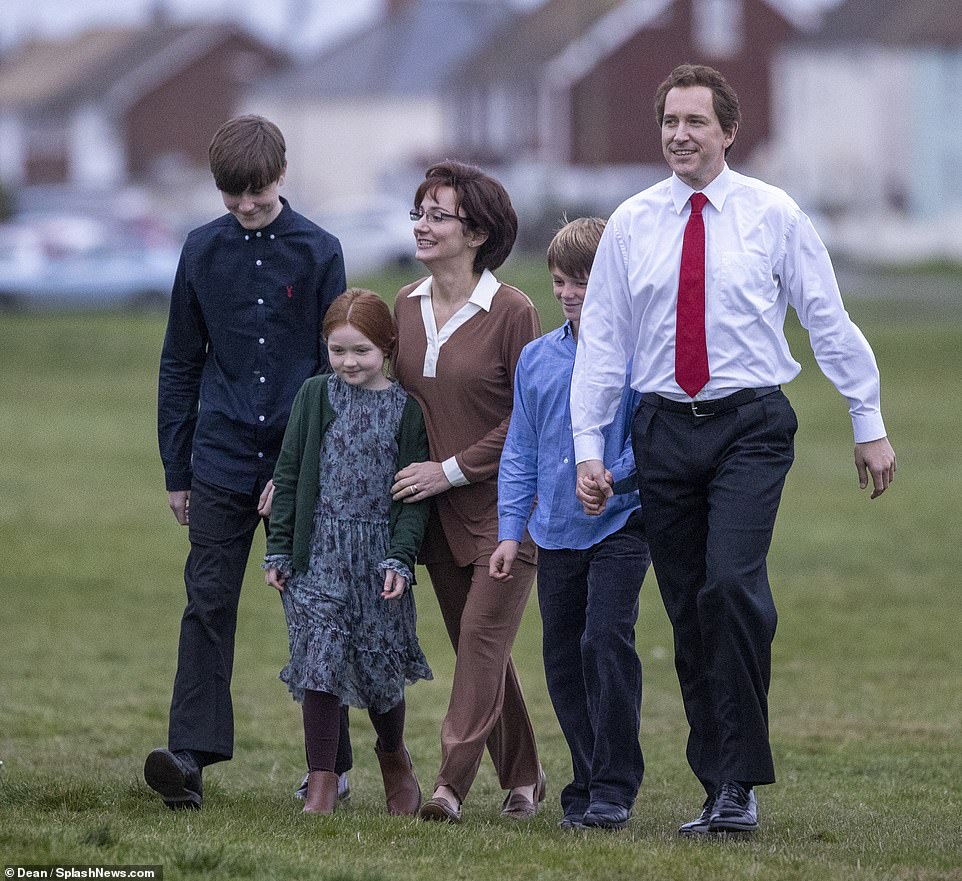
[546,216,606,280]
[208,115,286,195]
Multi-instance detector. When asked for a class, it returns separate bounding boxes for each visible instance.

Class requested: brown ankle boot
[374,744,421,816]
[302,770,339,815]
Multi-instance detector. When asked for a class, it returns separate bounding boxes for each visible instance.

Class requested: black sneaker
[678,792,717,836]
[144,748,202,810]
[709,781,758,833]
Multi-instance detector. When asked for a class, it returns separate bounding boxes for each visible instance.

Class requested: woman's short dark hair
[654,64,741,155]
[208,115,286,195]
[414,160,518,273]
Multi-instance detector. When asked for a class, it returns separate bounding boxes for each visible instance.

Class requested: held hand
[576,461,613,516]
[257,479,275,518]
[392,461,452,503]
[855,436,897,499]
[168,490,190,525]
[489,540,520,582]
[265,567,287,593]
[381,569,408,600]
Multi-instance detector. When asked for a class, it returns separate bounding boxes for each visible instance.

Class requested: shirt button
[256,231,262,237]
[259,376,266,383]
[270,234,275,240]
[244,234,250,241]
[563,457,569,464]
[259,338,265,344]
[257,452,264,459]
[255,259,262,266]
[258,415,265,422]
[257,298,264,305]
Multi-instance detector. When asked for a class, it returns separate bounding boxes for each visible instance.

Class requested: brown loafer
[419,795,461,823]
[500,766,546,820]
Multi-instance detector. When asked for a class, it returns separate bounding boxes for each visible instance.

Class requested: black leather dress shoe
[678,793,717,836]
[558,811,586,830]
[144,748,202,810]
[582,800,631,830]
[709,781,758,833]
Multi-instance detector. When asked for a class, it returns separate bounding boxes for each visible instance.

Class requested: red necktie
[675,192,710,397]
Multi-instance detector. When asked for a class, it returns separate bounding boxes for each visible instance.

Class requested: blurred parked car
[315,196,416,278]
[0,213,181,311]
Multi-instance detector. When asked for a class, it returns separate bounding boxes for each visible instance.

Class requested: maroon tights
[302,691,406,771]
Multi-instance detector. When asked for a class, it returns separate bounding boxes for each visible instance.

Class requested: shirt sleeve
[778,211,886,443]
[497,350,539,543]
[607,385,641,493]
[572,219,637,463]
[157,246,208,492]
[315,241,347,374]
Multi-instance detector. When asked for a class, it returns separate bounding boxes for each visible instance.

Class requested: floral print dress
[278,375,432,713]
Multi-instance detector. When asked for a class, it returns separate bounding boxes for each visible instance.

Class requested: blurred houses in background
[0,18,287,221]
[770,0,962,261]
[241,0,514,208]
[442,0,812,242]
[2,0,962,282]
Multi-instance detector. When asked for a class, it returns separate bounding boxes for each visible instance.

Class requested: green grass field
[1,259,960,880]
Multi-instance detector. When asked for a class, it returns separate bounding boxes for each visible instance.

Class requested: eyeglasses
[409,207,469,226]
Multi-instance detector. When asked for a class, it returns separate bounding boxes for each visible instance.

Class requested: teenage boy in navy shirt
[146,115,348,809]
[490,218,651,830]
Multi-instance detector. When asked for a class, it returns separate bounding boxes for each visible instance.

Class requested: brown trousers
[426,549,540,802]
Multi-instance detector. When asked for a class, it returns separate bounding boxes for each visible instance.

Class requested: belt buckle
[690,400,714,418]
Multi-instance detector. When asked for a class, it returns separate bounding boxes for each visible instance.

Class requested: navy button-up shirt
[158,198,346,494]
[498,322,640,551]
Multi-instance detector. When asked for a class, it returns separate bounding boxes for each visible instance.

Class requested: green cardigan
[267,374,430,576]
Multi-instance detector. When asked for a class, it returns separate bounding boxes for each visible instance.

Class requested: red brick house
[448,0,811,168]
[0,22,286,188]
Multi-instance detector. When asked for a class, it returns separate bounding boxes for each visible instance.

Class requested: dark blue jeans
[537,511,650,815]
[168,477,352,770]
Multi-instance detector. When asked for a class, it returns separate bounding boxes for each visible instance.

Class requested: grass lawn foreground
[1,260,960,880]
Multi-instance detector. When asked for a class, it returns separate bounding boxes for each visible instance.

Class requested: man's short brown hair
[208,115,286,195]
[654,63,741,154]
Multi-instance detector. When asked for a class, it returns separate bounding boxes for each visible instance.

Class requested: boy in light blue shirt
[490,217,650,830]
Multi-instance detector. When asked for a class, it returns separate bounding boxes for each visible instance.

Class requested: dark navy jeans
[536,510,650,816]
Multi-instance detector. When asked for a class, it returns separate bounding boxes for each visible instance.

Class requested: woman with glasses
[391,160,544,823]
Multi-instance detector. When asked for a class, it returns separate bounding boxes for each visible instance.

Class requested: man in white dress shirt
[570,64,896,836]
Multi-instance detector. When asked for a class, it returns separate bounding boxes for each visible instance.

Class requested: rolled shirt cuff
[442,456,469,487]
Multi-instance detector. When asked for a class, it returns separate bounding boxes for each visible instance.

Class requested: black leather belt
[641,386,779,418]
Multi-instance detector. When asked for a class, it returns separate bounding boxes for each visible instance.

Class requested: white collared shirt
[408,268,501,486]
[571,165,887,463]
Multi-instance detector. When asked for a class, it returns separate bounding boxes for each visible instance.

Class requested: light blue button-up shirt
[498,322,640,551]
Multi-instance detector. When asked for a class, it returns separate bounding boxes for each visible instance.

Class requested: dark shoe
[558,811,587,830]
[582,800,631,830]
[374,744,421,816]
[303,770,339,815]
[419,794,461,824]
[709,781,758,833]
[295,771,350,803]
[500,766,547,820]
[678,793,717,837]
[144,748,202,810]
